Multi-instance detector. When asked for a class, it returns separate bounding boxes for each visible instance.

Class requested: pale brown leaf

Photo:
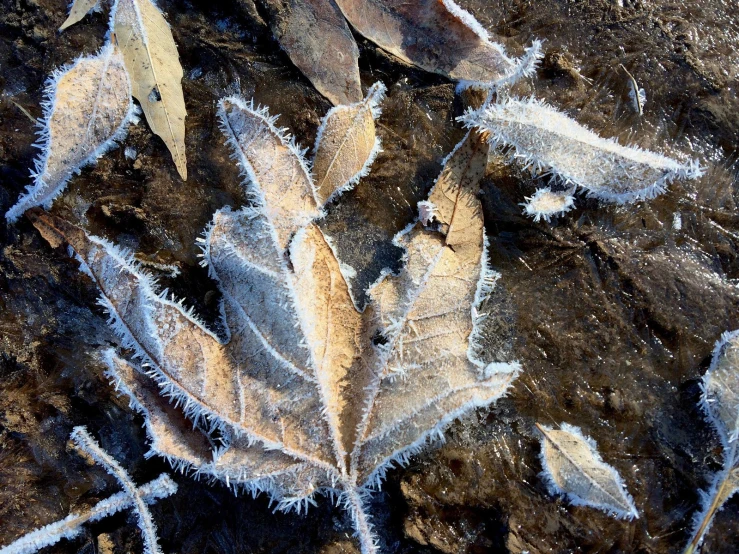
[312,82,385,205]
[334,0,534,87]
[60,0,99,31]
[537,423,638,519]
[354,130,517,483]
[114,0,187,179]
[267,0,362,106]
[6,44,132,223]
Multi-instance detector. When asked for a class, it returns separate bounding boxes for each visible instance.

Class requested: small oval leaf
[536,422,639,520]
[312,81,386,205]
[268,0,362,106]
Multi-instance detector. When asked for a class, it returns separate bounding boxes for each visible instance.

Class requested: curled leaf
[267,0,362,105]
[60,0,100,31]
[6,43,134,223]
[461,97,703,203]
[334,0,541,88]
[113,0,188,179]
[312,81,386,205]
[536,422,639,520]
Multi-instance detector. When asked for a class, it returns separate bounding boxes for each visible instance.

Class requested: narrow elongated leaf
[267,0,362,106]
[536,422,639,520]
[683,330,739,554]
[60,0,99,31]
[461,97,703,203]
[113,0,188,179]
[334,0,541,88]
[6,43,133,223]
[701,329,739,452]
[313,81,385,205]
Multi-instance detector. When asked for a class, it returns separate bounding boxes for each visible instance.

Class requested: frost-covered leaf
[113,0,187,179]
[5,43,133,223]
[701,330,739,453]
[313,81,385,205]
[267,0,362,105]
[334,0,541,88]
[32,96,520,554]
[60,0,100,31]
[460,97,703,204]
[0,428,176,554]
[536,422,639,520]
[522,188,575,222]
[218,97,321,248]
[683,330,739,554]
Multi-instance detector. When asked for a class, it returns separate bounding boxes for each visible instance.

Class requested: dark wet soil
[2,0,739,553]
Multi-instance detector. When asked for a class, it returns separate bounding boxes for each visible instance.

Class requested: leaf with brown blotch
[5,43,134,223]
[266,0,362,106]
[536,422,639,520]
[334,0,541,88]
[683,330,739,554]
[59,0,100,31]
[113,0,188,179]
[30,96,521,554]
[313,81,386,205]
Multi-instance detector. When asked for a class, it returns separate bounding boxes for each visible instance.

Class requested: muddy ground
[1,0,739,552]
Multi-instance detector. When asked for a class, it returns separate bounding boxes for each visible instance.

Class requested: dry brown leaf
[31,96,520,554]
[113,0,187,179]
[59,0,99,31]
[267,0,362,106]
[312,82,385,205]
[5,44,133,223]
[334,0,539,87]
[536,423,638,520]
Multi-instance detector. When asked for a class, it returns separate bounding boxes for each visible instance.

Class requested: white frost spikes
[536,423,639,520]
[0,427,176,554]
[461,97,703,205]
[683,330,739,554]
[5,44,134,223]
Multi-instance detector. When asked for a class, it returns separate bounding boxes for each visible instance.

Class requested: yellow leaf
[114,0,187,179]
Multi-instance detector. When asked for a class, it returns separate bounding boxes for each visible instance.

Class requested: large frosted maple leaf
[31,96,520,553]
